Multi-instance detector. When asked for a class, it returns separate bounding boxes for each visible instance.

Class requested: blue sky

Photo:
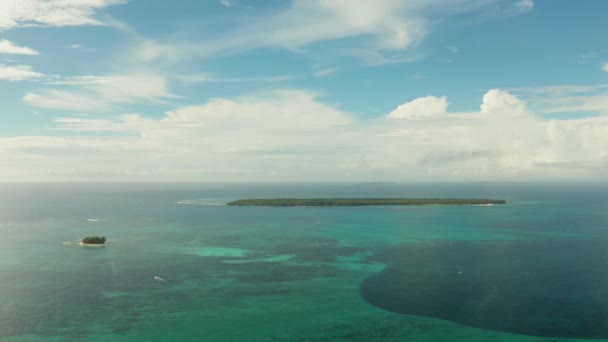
[1,0,608,182]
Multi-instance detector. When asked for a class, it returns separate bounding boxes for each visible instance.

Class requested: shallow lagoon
[1,183,607,341]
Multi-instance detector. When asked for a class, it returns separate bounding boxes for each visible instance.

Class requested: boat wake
[154,275,170,285]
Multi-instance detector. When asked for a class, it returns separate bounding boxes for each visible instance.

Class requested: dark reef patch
[360,240,608,338]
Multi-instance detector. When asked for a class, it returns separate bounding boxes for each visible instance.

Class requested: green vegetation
[227,198,506,207]
[82,236,106,245]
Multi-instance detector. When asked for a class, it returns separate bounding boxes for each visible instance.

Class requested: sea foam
[175,198,228,206]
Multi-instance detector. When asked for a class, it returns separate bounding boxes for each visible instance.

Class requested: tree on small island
[82,236,106,245]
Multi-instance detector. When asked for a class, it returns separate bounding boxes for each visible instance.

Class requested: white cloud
[0,39,39,55]
[480,89,527,116]
[83,75,177,103]
[63,44,96,52]
[0,0,126,29]
[0,64,44,81]
[134,39,195,65]
[538,94,608,116]
[314,68,337,77]
[511,84,608,97]
[259,0,427,51]
[602,63,608,72]
[8,90,360,181]
[4,88,608,182]
[24,89,111,112]
[133,0,522,65]
[25,73,178,111]
[510,84,608,116]
[388,95,448,119]
[53,117,129,132]
[516,0,534,10]
[174,73,298,84]
[173,73,213,84]
[382,91,608,179]
[219,0,235,8]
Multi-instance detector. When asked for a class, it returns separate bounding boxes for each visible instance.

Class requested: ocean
[1,183,607,341]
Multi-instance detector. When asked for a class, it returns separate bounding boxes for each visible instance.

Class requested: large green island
[227,198,506,207]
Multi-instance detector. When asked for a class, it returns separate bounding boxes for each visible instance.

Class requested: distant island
[227,198,506,207]
[81,236,106,246]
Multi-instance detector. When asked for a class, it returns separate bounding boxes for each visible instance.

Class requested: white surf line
[154,275,170,285]
[175,198,228,206]
[63,240,82,246]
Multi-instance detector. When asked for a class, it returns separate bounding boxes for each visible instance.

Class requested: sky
[1,0,608,182]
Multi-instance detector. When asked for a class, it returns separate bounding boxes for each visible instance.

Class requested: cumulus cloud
[384,90,608,178]
[0,64,44,81]
[388,95,448,119]
[3,88,608,182]
[0,40,39,55]
[480,89,527,116]
[0,0,126,29]
[602,63,608,72]
[55,90,354,137]
[6,90,360,181]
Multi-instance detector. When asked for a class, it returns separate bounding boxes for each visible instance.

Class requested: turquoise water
[1,183,607,341]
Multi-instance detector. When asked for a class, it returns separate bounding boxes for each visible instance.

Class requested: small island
[227,198,506,207]
[81,236,106,246]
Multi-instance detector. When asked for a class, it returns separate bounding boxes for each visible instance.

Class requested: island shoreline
[227,198,506,207]
[79,242,106,247]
